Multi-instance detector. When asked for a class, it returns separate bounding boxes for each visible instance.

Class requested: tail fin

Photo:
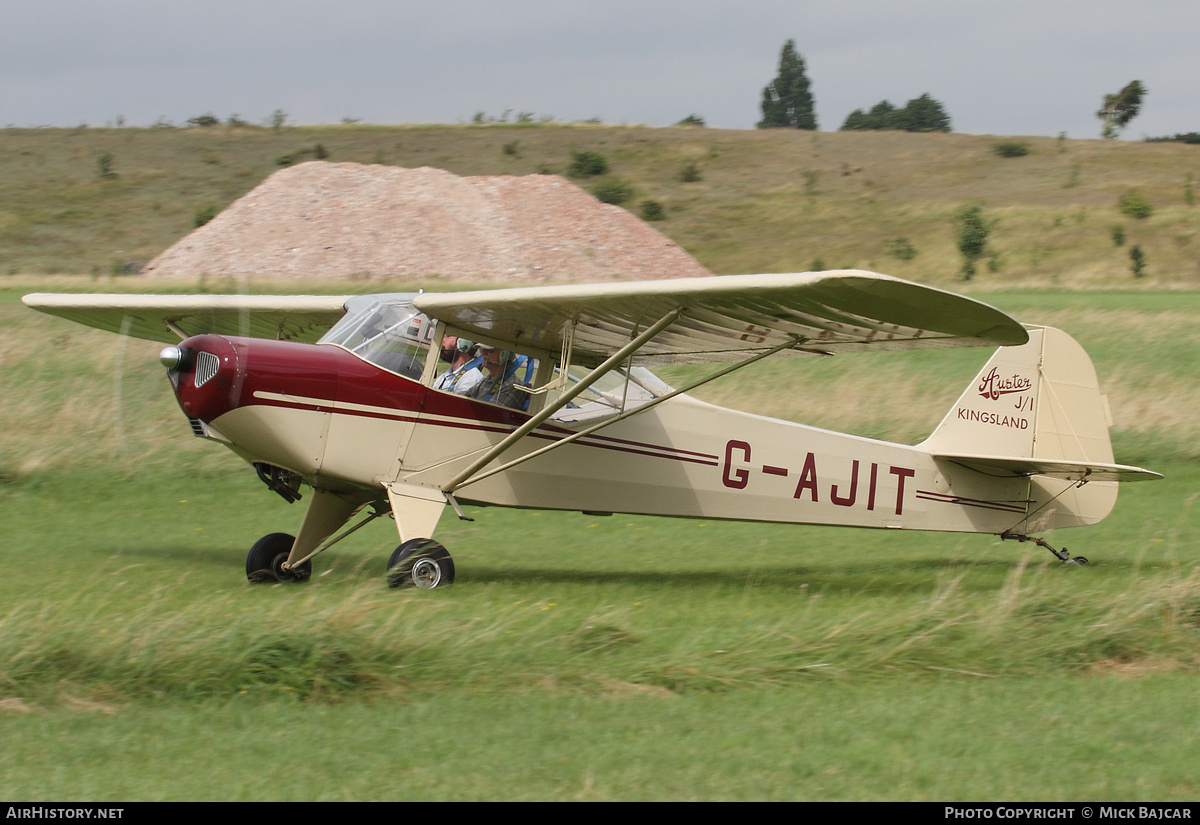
[919,326,1157,532]
[920,326,1113,464]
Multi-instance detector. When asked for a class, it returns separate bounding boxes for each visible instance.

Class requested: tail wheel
[387,538,455,589]
[246,532,312,583]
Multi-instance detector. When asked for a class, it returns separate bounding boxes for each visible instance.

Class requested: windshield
[320,294,434,380]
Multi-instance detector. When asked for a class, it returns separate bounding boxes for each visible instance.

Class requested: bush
[888,237,917,260]
[1119,191,1153,219]
[1130,245,1146,277]
[992,141,1030,158]
[194,205,220,228]
[676,114,706,127]
[1111,225,1126,246]
[567,151,608,178]
[592,179,633,205]
[187,113,220,128]
[277,144,329,166]
[956,205,991,280]
[679,163,702,183]
[640,200,666,221]
[96,152,117,180]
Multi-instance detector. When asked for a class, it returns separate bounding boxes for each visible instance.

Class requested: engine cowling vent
[194,351,220,388]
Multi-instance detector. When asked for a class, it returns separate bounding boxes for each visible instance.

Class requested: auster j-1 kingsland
[24,271,1160,587]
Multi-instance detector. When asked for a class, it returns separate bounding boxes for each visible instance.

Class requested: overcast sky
[3,1,1195,139]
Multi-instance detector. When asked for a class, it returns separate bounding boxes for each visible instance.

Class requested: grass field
[2,124,1198,285]
[1,284,1198,800]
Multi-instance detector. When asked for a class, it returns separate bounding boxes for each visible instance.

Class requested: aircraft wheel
[1071,556,1089,566]
[387,539,455,589]
[246,532,312,583]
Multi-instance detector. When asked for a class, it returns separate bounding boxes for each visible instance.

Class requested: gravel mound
[142,162,712,283]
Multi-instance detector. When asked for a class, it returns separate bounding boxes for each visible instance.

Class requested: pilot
[468,346,527,409]
[433,335,484,395]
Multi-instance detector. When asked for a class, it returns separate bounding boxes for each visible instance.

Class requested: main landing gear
[1000,532,1089,566]
[245,532,456,588]
[245,481,457,588]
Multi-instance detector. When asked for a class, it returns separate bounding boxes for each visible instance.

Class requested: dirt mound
[142,162,712,283]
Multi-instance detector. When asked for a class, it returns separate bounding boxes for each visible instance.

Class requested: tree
[840,94,951,132]
[1097,80,1146,138]
[758,40,817,130]
[902,93,951,132]
[955,205,990,280]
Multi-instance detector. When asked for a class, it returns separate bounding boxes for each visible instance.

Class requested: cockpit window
[319,294,674,414]
[320,294,434,380]
[547,365,670,423]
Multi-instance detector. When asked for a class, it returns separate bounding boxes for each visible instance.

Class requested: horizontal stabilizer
[933,453,1162,482]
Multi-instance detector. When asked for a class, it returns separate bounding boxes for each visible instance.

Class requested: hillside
[0,123,1197,286]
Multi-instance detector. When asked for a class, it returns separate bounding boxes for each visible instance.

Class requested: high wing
[412,270,1028,366]
[21,293,352,344]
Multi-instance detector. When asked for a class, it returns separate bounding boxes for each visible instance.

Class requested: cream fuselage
[173,334,1102,539]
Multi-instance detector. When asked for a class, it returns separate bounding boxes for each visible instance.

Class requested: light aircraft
[24,271,1160,587]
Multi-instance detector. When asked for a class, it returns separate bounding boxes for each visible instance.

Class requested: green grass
[2,284,1199,799]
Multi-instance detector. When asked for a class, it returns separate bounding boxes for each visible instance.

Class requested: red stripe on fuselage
[182,336,717,467]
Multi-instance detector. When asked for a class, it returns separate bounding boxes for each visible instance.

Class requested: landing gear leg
[1001,532,1089,565]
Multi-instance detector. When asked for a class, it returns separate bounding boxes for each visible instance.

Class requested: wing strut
[441,308,683,494]
[447,334,807,493]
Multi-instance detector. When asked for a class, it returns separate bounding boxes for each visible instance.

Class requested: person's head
[441,335,474,363]
[479,346,509,374]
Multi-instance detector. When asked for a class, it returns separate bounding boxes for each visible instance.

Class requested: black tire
[246,532,312,583]
[386,538,455,589]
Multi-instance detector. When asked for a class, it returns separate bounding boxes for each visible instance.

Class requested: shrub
[277,144,328,166]
[955,205,990,280]
[194,205,220,228]
[187,113,220,128]
[679,163,702,183]
[1111,225,1126,246]
[992,140,1030,158]
[567,150,608,178]
[1119,191,1153,219]
[676,114,706,127]
[640,200,666,221]
[592,178,633,205]
[96,152,117,180]
[1130,245,1146,277]
[888,238,917,260]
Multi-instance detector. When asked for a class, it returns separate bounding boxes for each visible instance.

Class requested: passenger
[468,346,527,409]
[433,336,484,395]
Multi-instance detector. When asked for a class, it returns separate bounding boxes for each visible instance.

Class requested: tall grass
[3,548,1197,706]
